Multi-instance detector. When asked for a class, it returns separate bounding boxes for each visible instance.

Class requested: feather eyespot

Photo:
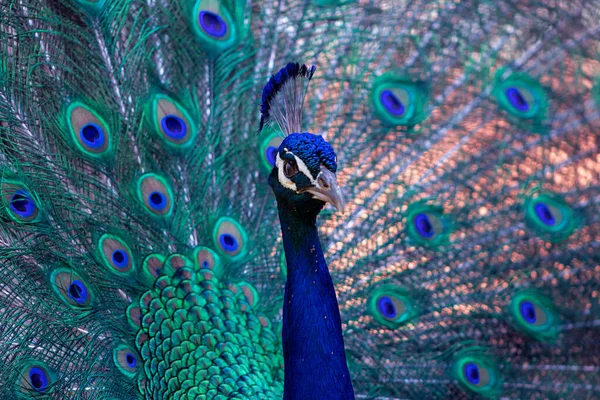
[238,281,259,309]
[260,128,283,171]
[17,363,52,394]
[377,296,399,318]
[113,345,140,377]
[192,246,223,277]
[524,192,576,242]
[142,253,165,280]
[284,160,298,178]
[66,102,112,157]
[150,95,196,148]
[192,0,240,52]
[492,69,548,131]
[461,361,494,387]
[2,180,41,223]
[453,350,501,396]
[368,285,416,328]
[51,269,93,308]
[405,203,452,248]
[213,217,248,260]
[509,292,558,340]
[99,234,135,274]
[137,173,174,217]
[370,72,429,127]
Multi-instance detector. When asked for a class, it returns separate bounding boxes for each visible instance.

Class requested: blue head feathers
[279,133,337,176]
[259,62,317,134]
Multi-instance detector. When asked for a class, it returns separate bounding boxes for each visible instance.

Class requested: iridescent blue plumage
[279,133,337,175]
[264,64,354,399]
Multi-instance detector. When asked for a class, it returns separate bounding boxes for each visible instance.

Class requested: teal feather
[0,0,598,399]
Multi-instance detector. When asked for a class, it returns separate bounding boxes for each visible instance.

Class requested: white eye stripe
[276,153,297,191]
[275,151,317,192]
[292,154,317,184]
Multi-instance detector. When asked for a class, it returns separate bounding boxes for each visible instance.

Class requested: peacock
[0,0,599,399]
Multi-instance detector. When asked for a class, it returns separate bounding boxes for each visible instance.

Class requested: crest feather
[259,62,316,135]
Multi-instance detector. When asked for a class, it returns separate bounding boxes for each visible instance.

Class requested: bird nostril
[318,176,330,189]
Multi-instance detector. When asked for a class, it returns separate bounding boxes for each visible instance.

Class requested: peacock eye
[283,160,298,178]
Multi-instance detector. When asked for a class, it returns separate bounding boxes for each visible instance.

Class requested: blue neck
[278,207,355,400]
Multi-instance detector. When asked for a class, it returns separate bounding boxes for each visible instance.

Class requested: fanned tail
[0,0,599,399]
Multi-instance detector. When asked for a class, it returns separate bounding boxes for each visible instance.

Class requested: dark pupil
[223,234,234,247]
[69,283,82,299]
[285,162,296,176]
[164,116,182,133]
[506,87,529,111]
[385,92,402,111]
[113,251,125,264]
[381,90,405,115]
[150,193,163,205]
[415,213,433,235]
[202,11,225,35]
[526,307,535,320]
[202,260,209,268]
[540,207,551,220]
[30,372,43,389]
[126,354,135,366]
[82,125,100,142]
[534,202,556,226]
[11,194,29,212]
[469,367,479,381]
[382,301,394,316]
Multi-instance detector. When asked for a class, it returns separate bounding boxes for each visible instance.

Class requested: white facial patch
[276,151,318,193]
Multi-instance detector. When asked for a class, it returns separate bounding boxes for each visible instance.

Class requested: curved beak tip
[304,166,347,213]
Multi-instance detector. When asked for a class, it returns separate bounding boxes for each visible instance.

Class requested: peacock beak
[303,166,346,213]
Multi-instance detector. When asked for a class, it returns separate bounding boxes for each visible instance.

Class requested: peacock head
[268,132,345,216]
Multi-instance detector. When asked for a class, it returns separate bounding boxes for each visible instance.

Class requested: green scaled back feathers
[0,0,599,399]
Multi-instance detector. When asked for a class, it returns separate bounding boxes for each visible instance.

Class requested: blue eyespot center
[125,353,137,368]
[464,363,480,385]
[199,11,227,38]
[10,191,35,217]
[380,90,405,116]
[414,213,434,238]
[148,191,167,210]
[219,233,238,252]
[80,123,105,148]
[112,250,129,269]
[68,280,88,304]
[377,296,396,318]
[28,367,48,391]
[520,301,537,324]
[202,260,209,269]
[160,115,187,139]
[534,202,556,226]
[505,87,530,112]
[265,146,278,167]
